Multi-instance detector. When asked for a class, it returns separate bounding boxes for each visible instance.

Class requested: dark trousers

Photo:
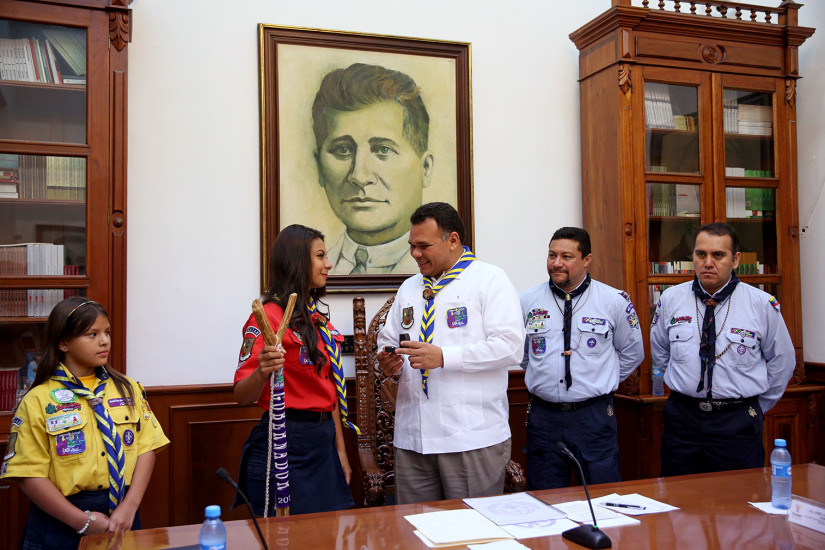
[237,412,354,516]
[524,394,621,490]
[21,488,141,550]
[661,393,764,477]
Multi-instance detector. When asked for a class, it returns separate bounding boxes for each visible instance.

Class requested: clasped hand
[257,344,285,379]
[377,340,443,374]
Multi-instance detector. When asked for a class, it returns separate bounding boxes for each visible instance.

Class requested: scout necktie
[549,273,591,390]
[418,246,477,397]
[53,365,125,512]
[692,274,739,398]
[308,299,360,433]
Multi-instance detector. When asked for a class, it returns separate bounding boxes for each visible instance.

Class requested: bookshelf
[570,0,822,480]
[1,1,132,544]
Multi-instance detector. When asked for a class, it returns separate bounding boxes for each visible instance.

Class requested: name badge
[47,412,83,432]
[446,307,468,328]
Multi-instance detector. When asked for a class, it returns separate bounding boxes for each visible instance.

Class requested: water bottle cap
[205,505,221,518]
[774,439,786,447]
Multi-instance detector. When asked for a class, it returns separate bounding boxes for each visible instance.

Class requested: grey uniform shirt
[650,280,795,412]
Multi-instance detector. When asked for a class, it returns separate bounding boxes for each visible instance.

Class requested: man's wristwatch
[77,510,97,534]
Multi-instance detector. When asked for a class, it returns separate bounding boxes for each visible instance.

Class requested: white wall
[126,0,824,386]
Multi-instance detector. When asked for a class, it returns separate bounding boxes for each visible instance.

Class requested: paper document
[405,509,513,547]
[468,540,531,550]
[748,501,789,515]
[464,492,566,525]
[593,492,679,515]
[553,500,640,528]
[499,518,581,539]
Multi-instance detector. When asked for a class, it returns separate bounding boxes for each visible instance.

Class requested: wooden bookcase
[570,0,822,480]
[0,1,131,546]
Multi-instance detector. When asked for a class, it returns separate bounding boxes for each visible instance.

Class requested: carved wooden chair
[353,296,526,507]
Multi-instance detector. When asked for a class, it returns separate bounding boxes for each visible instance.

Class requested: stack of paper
[405,509,513,548]
[593,493,680,516]
[463,492,579,539]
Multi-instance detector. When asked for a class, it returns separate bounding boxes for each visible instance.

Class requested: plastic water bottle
[651,366,664,396]
[200,505,227,550]
[770,439,792,510]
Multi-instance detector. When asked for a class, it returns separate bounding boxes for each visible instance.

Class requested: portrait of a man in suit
[312,63,434,274]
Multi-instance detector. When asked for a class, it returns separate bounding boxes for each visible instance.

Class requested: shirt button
[98,485,103,489]
[560,379,564,383]
[101,452,105,456]
[125,416,129,420]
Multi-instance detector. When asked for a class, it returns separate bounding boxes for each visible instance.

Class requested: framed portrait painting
[258,25,473,291]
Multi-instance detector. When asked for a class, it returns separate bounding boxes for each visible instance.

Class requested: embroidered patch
[607,404,614,416]
[401,306,414,329]
[56,431,86,456]
[291,329,303,343]
[330,328,341,337]
[651,300,662,326]
[239,337,255,363]
[46,402,82,415]
[769,296,781,311]
[1,462,7,476]
[587,337,597,348]
[581,317,607,326]
[3,433,17,460]
[748,406,757,417]
[108,398,132,408]
[620,291,632,303]
[737,344,747,355]
[669,315,692,325]
[11,416,23,428]
[123,429,135,446]
[446,307,468,328]
[299,346,313,365]
[628,311,640,329]
[50,388,77,403]
[46,412,83,432]
[730,327,756,340]
[531,337,546,354]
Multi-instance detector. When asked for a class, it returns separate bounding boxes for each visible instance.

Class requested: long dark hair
[263,224,329,368]
[34,297,134,408]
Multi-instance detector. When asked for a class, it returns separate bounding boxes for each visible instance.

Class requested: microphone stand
[216,467,270,550]
[556,442,611,549]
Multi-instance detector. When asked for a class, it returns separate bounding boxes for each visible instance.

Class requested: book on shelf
[650,261,694,274]
[0,367,19,411]
[645,82,676,130]
[0,154,85,200]
[40,27,86,78]
[0,242,65,276]
[0,37,65,84]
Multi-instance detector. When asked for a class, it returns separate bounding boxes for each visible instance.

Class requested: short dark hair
[312,63,430,156]
[695,222,740,254]
[410,202,465,243]
[550,227,591,257]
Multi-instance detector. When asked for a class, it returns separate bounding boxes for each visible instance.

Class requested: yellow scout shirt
[1,375,169,496]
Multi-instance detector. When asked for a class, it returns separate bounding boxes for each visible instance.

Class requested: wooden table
[80,464,825,549]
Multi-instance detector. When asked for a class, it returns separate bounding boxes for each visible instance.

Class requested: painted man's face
[316,101,433,246]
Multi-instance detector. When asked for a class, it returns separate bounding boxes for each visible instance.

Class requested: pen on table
[603,502,646,510]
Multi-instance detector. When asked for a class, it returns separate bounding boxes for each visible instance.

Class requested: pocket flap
[668,325,694,343]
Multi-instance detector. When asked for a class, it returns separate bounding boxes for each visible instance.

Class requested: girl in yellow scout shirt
[1,297,169,549]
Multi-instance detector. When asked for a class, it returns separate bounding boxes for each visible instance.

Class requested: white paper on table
[499,518,581,539]
[593,492,679,515]
[553,500,640,528]
[464,492,567,525]
[467,539,532,550]
[405,509,513,546]
[748,501,789,515]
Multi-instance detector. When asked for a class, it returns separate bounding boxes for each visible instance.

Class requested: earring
[60,347,68,352]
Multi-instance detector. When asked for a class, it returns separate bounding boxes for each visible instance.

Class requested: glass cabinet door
[0,17,89,409]
[645,82,700,174]
[723,89,774,179]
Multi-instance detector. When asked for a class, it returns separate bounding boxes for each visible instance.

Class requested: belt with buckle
[285,409,331,423]
[530,394,608,411]
[671,392,755,412]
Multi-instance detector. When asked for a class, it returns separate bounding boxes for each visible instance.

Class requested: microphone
[555,441,611,549]
[216,467,270,550]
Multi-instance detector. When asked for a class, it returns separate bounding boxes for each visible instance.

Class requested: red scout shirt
[234,301,341,412]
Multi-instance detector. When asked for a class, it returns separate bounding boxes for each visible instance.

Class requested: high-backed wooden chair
[353,296,526,507]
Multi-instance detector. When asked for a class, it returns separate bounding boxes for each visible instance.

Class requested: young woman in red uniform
[233,224,354,515]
